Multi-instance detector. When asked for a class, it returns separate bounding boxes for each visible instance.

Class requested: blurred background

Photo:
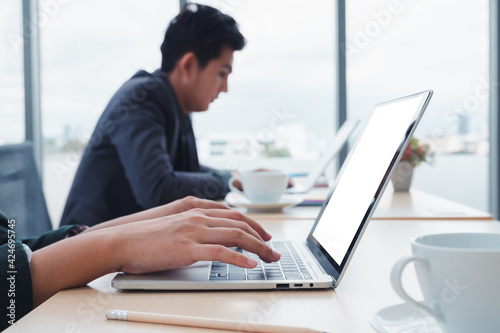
[0,0,489,225]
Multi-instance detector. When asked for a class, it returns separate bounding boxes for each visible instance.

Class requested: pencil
[106,309,328,333]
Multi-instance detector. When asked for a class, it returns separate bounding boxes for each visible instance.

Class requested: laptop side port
[276,284,289,289]
[294,284,303,287]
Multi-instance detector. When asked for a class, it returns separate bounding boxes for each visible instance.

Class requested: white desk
[241,188,493,221]
[373,188,492,220]
[7,218,500,333]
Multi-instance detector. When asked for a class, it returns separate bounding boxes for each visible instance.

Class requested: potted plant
[391,137,433,191]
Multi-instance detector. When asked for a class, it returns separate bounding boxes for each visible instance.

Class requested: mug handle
[390,256,437,316]
[228,175,245,196]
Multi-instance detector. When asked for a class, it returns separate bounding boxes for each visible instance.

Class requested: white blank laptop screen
[312,95,425,264]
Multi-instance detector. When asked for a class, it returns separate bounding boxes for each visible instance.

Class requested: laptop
[286,118,359,194]
[112,90,433,291]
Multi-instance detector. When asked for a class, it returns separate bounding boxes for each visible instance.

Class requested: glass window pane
[0,1,24,144]
[346,1,488,211]
[41,0,179,225]
[191,0,336,178]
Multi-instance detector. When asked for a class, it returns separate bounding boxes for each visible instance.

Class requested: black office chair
[0,142,52,237]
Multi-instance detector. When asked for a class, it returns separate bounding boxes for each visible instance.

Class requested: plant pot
[391,161,414,191]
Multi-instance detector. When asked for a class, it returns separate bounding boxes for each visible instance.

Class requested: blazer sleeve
[1,239,32,331]
[0,210,82,330]
[107,87,230,209]
[0,211,31,329]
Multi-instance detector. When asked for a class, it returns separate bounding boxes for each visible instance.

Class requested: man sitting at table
[61,3,245,228]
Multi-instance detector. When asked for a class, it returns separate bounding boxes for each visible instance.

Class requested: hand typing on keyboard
[210,242,312,281]
[107,199,282,275]
[29,197,282,308]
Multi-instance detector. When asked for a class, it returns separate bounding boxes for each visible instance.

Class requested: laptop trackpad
[124,261,211,282]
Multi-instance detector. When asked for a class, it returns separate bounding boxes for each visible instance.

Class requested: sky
[345,0,489,140]
[0,0,489,146]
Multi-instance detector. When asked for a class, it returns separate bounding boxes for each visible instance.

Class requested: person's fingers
[190,244,258,268]
[233,179,243,191]
[198,227,280,263]
[193,197,230,210]
[199,217,264,241]
[197,209,272,241]
[181,196,230,210]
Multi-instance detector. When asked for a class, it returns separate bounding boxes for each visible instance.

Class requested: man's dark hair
[161,3,246,73]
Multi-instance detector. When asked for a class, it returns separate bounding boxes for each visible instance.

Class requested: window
[0,1,24,145]
[40,0,179,225]
[191,0,337,178]
[32,0,490,222]
[346,0,489,211]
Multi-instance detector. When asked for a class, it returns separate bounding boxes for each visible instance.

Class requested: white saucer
[224,192,303,212]
[370,303,441,333]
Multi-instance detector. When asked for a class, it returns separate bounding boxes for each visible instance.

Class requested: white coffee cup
[228,171,288,203]
[391,232,500,333]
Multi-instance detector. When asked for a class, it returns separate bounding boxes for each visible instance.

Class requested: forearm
[143,171,229,206]
[85,205,168,232]
[29,208,279,307]
[30,229,120,307]
[85,197,230,233]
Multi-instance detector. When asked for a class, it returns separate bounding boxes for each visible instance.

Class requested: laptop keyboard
[209,241,312,281]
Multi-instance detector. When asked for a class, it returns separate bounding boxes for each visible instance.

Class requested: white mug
[228,171,288,203]
[391,232,500,333]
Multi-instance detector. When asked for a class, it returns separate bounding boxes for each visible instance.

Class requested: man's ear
[177,52,198,80]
